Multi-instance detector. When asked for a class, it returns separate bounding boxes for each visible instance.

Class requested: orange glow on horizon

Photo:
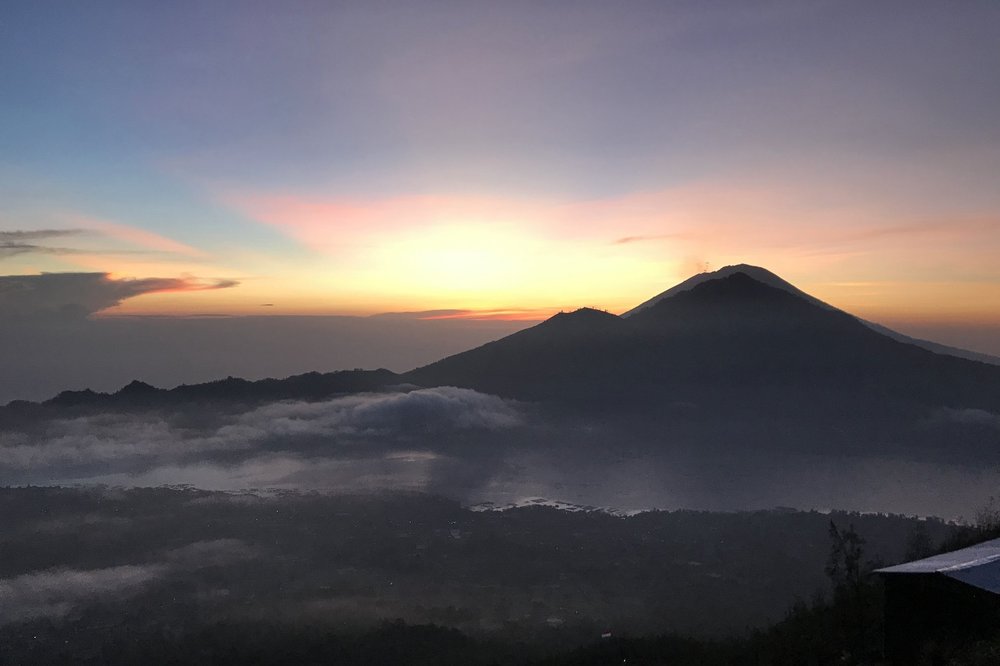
[16,184,996,328]
[416,309,554,322]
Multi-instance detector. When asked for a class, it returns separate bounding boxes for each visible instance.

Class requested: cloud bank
[0,388,525,493]
[0,272,238,321]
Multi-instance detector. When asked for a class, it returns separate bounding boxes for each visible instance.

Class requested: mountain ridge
[6,266,999,421]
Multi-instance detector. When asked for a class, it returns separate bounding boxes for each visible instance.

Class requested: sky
[2,1,1000,380]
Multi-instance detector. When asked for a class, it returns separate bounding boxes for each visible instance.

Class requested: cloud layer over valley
[0,388,525,495]
[4,386,1000,519]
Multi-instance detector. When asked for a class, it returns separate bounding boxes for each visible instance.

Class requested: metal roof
[876,537,1000,594]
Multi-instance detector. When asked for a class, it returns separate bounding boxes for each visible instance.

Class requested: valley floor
[0,486,970,664]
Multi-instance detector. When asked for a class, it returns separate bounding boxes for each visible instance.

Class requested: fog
[4,387,999,520]
[472,449,1000,521]
[0,564,168,624]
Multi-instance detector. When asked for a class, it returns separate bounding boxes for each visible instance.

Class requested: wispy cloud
[65,215,209,258]
[612,233,688,245]
[223,192,550,253]
[372,308,551,322]
[225,183,999,260]
[0,229,84,242]
[1,222,215,266]
[0,229,88,259]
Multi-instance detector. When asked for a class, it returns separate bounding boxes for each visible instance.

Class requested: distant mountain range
[6,265,1000,460]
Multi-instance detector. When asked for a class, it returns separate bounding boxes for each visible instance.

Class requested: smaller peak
[720,262,762,271]
[116,380,158,394]
[547,307,620,325]
[44,388,102,406]
[539,307,622,334]
[719,263,779,278]
[557,307,614,318]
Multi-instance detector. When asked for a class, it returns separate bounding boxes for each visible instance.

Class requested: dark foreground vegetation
[1,486,996,664]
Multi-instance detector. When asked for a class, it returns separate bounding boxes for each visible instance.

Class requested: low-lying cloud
[0,388,525,493]
[243,387,522,439]
[0,537,260,625]
[0,564,168,623]
[934,407,1000,430]
[163,538,260,568]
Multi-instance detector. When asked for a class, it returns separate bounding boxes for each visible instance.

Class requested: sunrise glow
[2,2,997,345]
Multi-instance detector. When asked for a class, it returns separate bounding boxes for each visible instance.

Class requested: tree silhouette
[825,521,881,662]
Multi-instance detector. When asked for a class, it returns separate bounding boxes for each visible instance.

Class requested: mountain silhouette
[404,266,1000,455]
[626,264,1000,365]
[620,263,832,317]
[407,269,998,403]
[8,264,1000,461]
